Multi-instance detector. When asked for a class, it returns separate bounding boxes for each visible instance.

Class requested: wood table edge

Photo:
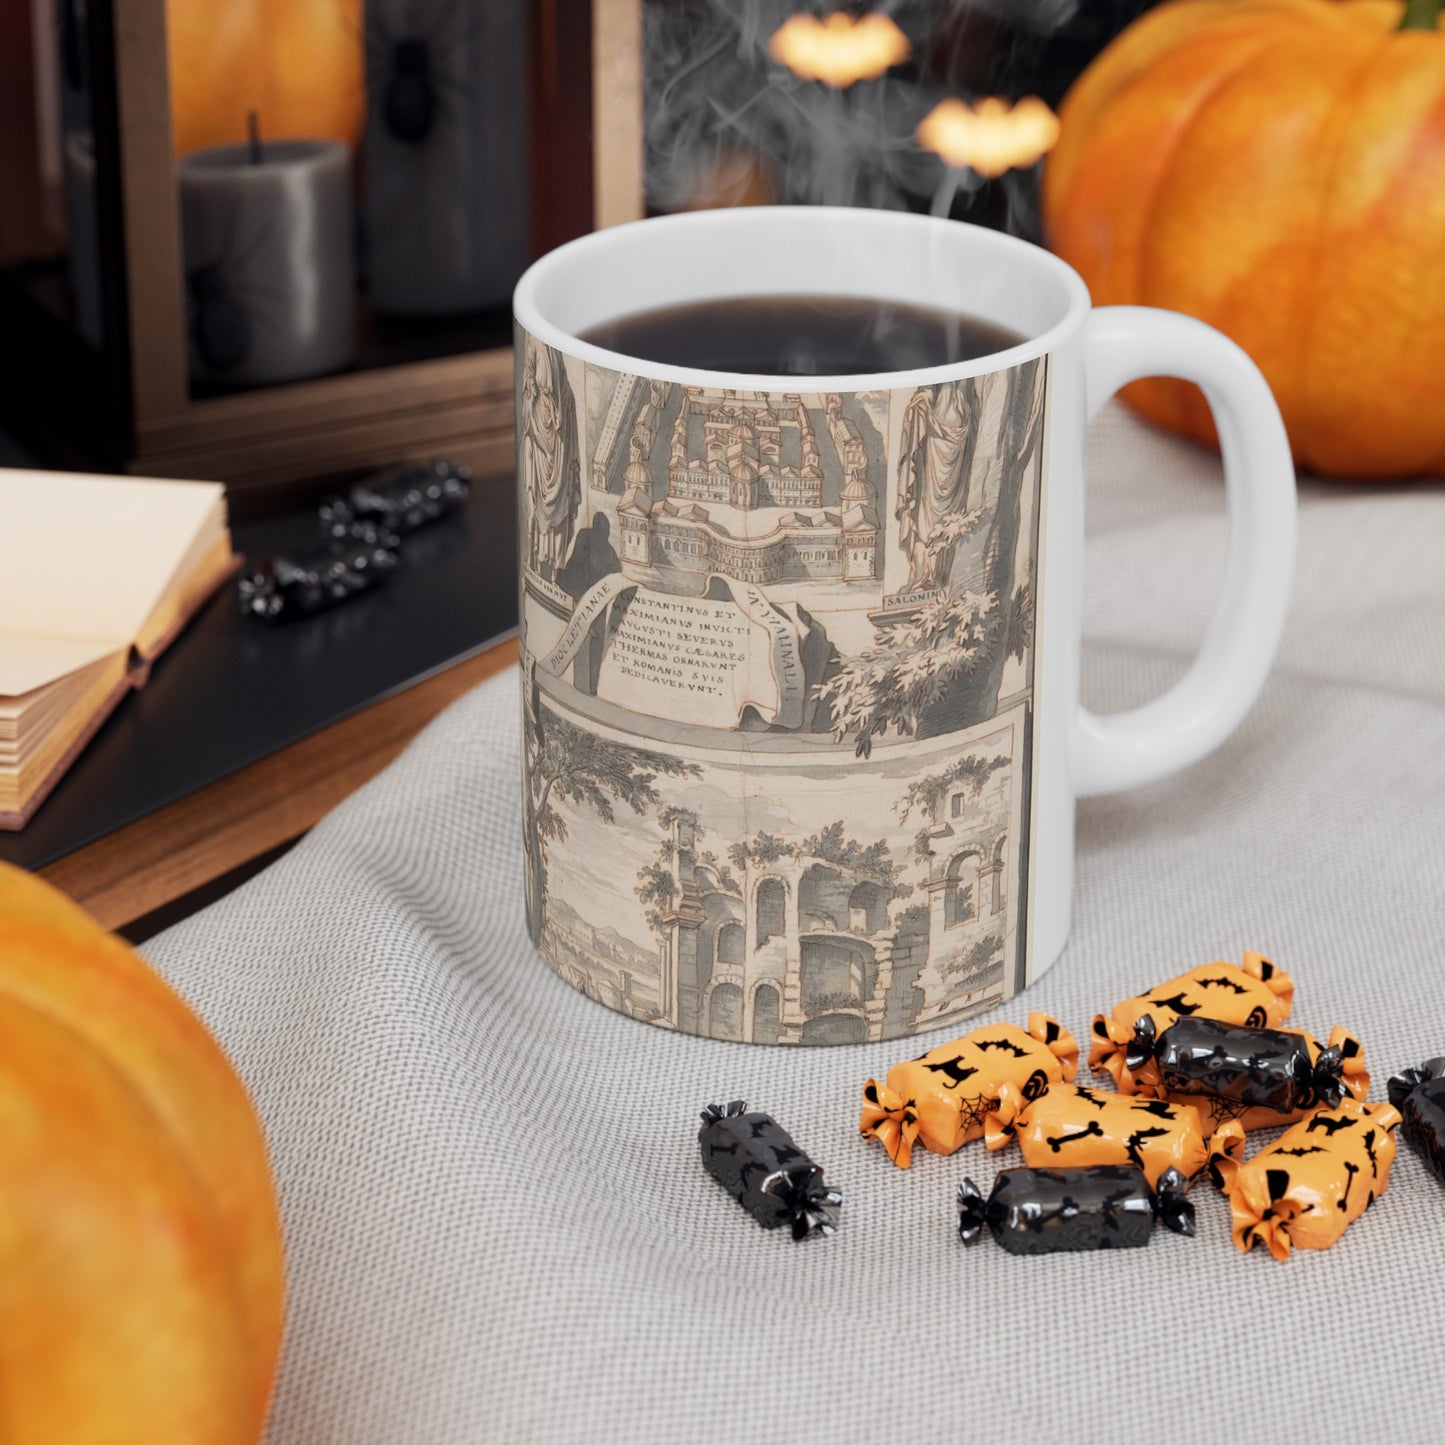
[40,637,519,932]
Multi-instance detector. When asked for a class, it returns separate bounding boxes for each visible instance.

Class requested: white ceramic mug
[513,207,1295,1045]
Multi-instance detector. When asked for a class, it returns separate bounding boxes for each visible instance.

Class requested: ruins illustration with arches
[523,681,1025,1043]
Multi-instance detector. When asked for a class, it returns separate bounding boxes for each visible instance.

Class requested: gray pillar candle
[363,0,530,317]
[178,138,357,388]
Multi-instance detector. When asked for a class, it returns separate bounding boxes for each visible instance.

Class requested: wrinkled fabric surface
[145,406,1445,1444]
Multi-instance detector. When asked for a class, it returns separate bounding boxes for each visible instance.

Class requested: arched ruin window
[708,982,743,1041]
[717,921,744,967]
[755,877,786,948]
[751,984,782,1045]
[848,881,887,936]
[945,851,981,930]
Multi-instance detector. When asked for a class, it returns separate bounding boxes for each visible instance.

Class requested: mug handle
[1074,306,1297,798]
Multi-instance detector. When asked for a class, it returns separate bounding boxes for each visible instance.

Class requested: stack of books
[0,469,236,829]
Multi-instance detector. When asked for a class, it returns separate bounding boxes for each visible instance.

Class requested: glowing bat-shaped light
[916,96,1061,178]
[769,11,911,89]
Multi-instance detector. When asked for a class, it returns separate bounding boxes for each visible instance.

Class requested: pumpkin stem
[1399,0,1441,31]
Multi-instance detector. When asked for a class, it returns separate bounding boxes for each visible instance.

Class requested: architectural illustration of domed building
[612,386,879,587]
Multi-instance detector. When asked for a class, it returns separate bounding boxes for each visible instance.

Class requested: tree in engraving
[821,587,1001,757]
[942,932,1004,987]
[897,754,1011,851]
[821,358,1045,754]
[522,664,699,942]
[636,807,740,937]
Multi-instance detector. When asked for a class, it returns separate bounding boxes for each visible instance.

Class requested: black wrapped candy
[238,534,399,621]
[1387,1057,1445,1185]
[698,1101,841,1241]
[957,1164,1194,1254]
[320,458,470,540]
[1128,1014,1344,1114]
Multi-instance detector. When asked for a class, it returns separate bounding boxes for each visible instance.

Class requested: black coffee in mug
[579,294,1023,375]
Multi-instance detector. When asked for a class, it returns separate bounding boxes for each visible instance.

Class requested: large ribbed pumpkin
[1043,0,1445,478]
[0,864,283,1444]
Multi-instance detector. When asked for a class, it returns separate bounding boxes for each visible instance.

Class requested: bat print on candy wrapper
[1361,1128,1380,1177]
[975,1038,1031,1059]
[1132,1099,1178,1121]
[1123,1126,1173,1171]
[1306,1112,1357,1138]
[922,1057,980,1091]
[1195,974,1250,996]
[1142,992,1203,1017]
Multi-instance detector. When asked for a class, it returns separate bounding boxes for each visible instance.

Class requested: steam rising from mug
[644,0,1077,225]
[640,1,1077,371]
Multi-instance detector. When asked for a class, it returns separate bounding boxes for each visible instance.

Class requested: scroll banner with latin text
[540,575,807,730]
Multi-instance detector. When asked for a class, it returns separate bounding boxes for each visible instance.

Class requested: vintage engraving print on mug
[519,331,1049,1043]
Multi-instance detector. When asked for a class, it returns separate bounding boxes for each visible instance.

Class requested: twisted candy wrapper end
[1028,1011,1079,1081]
[1125,1013,1159,1075]
[1088,1014,1139,1093]
[984,1080,1029,1152]
[1299,1044,1346,1110]
[761,1166,843,1242]
[1152,1166,1195,1236]
[860,1080,920,1169]
[1388,1056,1445,1108]
[700,1100,748,1127]
[1207,1121,1247,1191]
[957,1177,987,1244]
[1241,950,1294,1016]
[1231,1167,1301,1261]
[1329,1026,1370,1104]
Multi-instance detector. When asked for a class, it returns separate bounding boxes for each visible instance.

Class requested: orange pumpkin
[1043,0,1445,478]
[0,863,283,1444]
[166,0,365,155]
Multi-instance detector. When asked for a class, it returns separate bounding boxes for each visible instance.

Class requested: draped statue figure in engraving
[895,377,984,594]
[522,339,581,582]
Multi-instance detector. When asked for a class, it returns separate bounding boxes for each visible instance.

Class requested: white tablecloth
[144,405,1445,1444]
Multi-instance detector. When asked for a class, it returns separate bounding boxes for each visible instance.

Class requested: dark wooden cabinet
[0,0,642,519]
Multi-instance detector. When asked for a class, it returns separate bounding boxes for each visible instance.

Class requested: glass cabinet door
[164,0,540,398]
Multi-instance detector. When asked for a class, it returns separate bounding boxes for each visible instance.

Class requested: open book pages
[0,468,235,826]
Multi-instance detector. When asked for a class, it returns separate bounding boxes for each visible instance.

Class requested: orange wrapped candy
[1210,1098,1401,1260]
[984,1082,1209,1188]
[1141,1023,1368,1136]
[860,1013,1077,1169]
[1090,951,1294,1094]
